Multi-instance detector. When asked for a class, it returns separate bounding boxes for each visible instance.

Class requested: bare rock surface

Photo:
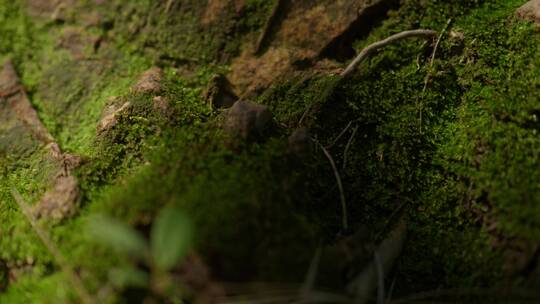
[229,0,394,95]
[153,96,171,117]
[0,61,55,145]
[516,0,540,26]
[224,100,272,140]
[34,175,80,221]
[0,60,81,221]
[132,67,164,94]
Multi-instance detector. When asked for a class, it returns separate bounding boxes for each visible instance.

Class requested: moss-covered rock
[1,0,540,303]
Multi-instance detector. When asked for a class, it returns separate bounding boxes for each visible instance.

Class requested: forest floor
[0,0,539,303]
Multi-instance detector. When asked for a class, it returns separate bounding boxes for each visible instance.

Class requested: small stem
[11,189,96,304]
[314,140,348,231]
[326,121,354,149]
[342,126,359,173]
[420,19,452,131]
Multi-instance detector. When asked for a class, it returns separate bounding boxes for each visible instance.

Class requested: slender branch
[341,29,437,78]
[422,19,452,93]
[11,189,96,304]
[419,19,451,130]
[342,126,359,173]
[314,140,348,231]
[430,19,451,68]
[326,121,353,149]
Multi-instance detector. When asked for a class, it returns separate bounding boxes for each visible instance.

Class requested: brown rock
[132,67,164,94]
[229,0,392,95]
[153,96,171,116]
[288,127,312,157]
[34,174,80,221]
[516,0,540,26]
[97,100,131,135]
[229,46,295,96]
[224,100,272,140]
[0,61,55,144]
[203,74,238,109]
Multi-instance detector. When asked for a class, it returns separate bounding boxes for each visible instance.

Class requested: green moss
[1,0,539,302]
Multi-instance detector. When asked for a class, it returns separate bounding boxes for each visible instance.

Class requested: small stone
[153,96,171,116]
[203,74,238,109]
[516,0,540,26]
[288,127,312,157]
[34,174,80,221]
[224,100,272,140]
[97,100,131,135]
[132,67,163,94]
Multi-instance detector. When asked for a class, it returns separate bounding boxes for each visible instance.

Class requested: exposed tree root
[341,29,437,78]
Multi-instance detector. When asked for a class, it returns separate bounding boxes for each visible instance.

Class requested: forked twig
[314,140,348,231]
[342,126,359,173]
[419,19,452,130]
[341,29,437,78]
[422,19,452,93]
[11,189,96,304]
[326,121,354,149]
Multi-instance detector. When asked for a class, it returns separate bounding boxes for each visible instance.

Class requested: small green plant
[88,206,192,300]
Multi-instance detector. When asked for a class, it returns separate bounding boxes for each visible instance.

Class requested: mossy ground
[1,0,539,303]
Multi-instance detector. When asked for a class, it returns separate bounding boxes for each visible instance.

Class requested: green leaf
[109,266,150,288]
[87,215,149,260]
[150,206,192,271]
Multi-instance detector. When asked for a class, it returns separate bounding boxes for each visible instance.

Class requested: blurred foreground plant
[88,206,192,301]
